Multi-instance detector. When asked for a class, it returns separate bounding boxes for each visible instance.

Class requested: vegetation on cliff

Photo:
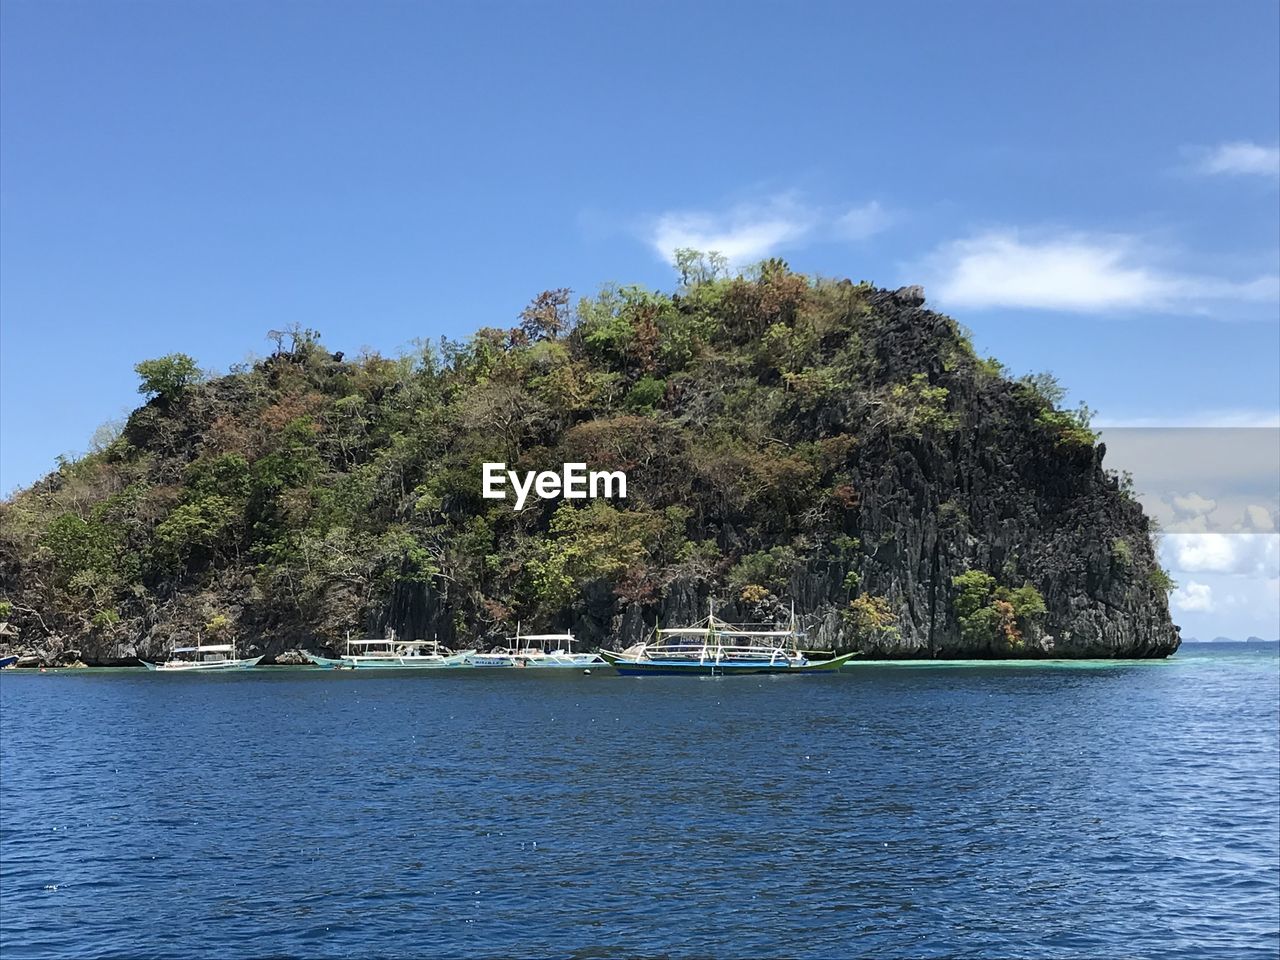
[0,255,1179,661]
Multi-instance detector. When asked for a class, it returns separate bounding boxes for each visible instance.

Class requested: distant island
[0,256,1180,664]
[1182,636,1278,644]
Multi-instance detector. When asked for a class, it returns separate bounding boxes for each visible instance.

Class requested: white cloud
[646,194,889,266]
[1192,141,1280,178]
[1095,428,1279,533]
[1172,493,1217,518]
[1172,580,1214,613]
[923,229,1279,314]
[1243,505,1277,533]
[1162,533,1280,577]
[1169,572,1280,638]
[833,201,890,242]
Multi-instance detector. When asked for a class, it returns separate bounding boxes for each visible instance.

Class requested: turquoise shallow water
[1,644,1277,959]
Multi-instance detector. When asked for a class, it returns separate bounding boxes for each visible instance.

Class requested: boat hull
[463,653,605,668]
[140,656,264,672]
[600,650,857,676]
[515,654,605,668]
[302,651,473,670]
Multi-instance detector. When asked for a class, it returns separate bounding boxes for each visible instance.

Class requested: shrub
[624,376,666,412]
[1149,565,1177,593]
[845,594,899,644]
[729,547,798,593]
[888,373,956,435]
[205,614,233,638]
[1035,405,1097,448]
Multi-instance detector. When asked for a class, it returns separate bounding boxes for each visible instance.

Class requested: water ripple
[1,647,1277,959]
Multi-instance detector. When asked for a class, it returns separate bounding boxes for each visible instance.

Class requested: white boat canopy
[658,627,798,637]
[172,644,234,653]
[517,633,575,641]
[347,638,441,646]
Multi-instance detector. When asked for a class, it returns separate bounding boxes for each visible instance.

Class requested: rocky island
[0,258,1180,664]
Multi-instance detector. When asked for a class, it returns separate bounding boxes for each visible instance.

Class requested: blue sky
[2,0,1277,635]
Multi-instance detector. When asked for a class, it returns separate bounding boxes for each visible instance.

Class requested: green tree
[673,248,729,287]
[134,354,201,402]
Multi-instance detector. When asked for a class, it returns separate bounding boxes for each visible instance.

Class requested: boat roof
[173,644,234,653]
[657,627,800,637]
[348,638,440,646]
[516,633,574,641]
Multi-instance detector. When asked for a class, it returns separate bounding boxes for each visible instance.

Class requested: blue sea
[2,644,1277,959]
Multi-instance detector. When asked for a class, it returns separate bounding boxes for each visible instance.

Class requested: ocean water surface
[1,644,1277,959]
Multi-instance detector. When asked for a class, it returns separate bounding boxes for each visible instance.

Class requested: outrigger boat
[140,639,262,671]
[464,626,605,668]
[302,630,474,670]
[601,604,855,676]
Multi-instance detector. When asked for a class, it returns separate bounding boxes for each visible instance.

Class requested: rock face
[0,271,1179,662]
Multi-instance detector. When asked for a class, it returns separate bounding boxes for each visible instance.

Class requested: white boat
[601,602,855,676]
[303,631,474,670]
[140,640,262,671]
[464,627,604,668]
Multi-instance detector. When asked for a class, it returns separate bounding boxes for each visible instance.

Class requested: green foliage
[952,570,1047,650]
[1035,407,1098,448]
[266,324,323,359]
[1149,565,1177,593]
[40,513,136,590]
[887,373,957,436]
[1007,583,1047,621]
[844,594,900,644]
[1111,538,1134,570]
[1018,371,1067,408]
[135,354,201,401]
[187,454,252,500]
[0,599,13,620]
[91,609,120,629]
[1018,372,1097,448]
[1107,469,1137,500]
[728,546,799,593]
[205,613,233,637]
[524,502,665,611]
[624,376,665,412]
[152,497,241,569]
[673,248,729,287]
